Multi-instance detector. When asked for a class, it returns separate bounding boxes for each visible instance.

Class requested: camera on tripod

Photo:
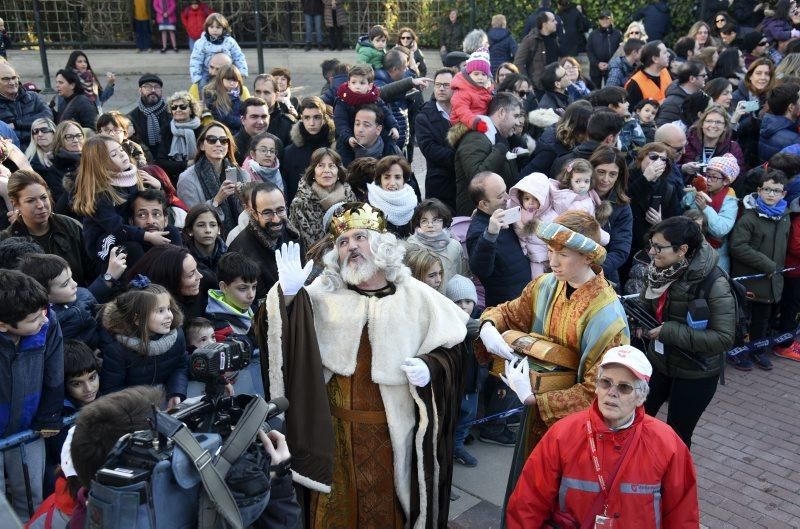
[189,337,251,389]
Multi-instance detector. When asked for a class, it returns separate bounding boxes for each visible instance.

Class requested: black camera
[189,337,251,381]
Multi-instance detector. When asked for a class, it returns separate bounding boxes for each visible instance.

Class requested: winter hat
[465,47,491,78]
[707,153,739,183]
[741,31,765,54]
[446,274,478,304]
[528,108,560,128]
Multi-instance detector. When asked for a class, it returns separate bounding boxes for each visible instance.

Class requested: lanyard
[585,419,609,514]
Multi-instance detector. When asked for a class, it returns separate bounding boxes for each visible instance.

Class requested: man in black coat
[415,67,457,212]
[586,11,623,88]
[128,74,170,157]
[252,74,296,153]
[0,63,52,150]
[282,96,335,205]
[234,97,270,165]
[228,181,303,301]
[556,0,591,57]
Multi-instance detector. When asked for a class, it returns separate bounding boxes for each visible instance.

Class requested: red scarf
[706,185,730,249]
[335,83,382,106]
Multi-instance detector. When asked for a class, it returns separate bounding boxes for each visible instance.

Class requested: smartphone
[742,100,760,113]
[648,195,662,210]
[225,166,238,183]
[503,206,522,224]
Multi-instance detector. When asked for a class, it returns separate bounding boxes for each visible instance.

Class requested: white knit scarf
[366,182,418,226]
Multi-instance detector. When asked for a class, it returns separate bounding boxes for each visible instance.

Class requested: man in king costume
[475,212,630,518]
[256,202,468,529]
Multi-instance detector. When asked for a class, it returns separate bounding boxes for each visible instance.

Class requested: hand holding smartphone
[225,166,238,183]
[503,206,522,225]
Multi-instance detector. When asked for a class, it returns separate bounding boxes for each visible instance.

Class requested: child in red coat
[450,47,494,132]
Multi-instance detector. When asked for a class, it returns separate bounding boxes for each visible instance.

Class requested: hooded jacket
[655,82,692,127]
[449,71,494,130]
[355,36,386,70]
[283,120,335,205]
[632,1,672,41]
[760,15,794,44]
[508,172,556,275]
[730,193,791,302]
[758,112,800,161]
[641,242,734,379]
[206,289,254,342]
[488,27,518,74]
[507,401,699,529]
[180,2,213,40]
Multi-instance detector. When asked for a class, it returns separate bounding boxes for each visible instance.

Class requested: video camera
[189,337,251,396]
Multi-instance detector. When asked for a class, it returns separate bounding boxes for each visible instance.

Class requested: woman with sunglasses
[396,27,427,77]
[639,216,734,448]
[711,11,735,39]
[680,105,744,176]
[157,91,203,181]
[176,121,248,235]
[25,117,56,175]
[628,142,683,261]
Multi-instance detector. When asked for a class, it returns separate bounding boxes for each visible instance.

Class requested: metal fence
[0,0,453,48]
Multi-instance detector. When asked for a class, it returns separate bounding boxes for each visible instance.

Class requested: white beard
[340,255,378,286]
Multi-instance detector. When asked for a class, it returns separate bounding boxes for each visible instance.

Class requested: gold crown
[329,202,387,238]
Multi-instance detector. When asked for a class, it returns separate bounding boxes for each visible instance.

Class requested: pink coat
[509,172,556,279]
[449,71,494,129]
[153,0,177,25]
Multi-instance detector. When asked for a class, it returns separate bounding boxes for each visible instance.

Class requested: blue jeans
[454,391,479,450]
[188,37,196,52]
[134,19,152,50]
[304,14,323,45]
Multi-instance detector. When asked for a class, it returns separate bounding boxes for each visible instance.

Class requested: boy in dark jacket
[729,170,791,371]
[0,270,63,520]
[488,15,518,75]
[205,251,258,342]
[16,254,99,349]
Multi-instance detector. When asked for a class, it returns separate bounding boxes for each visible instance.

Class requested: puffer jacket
[760,15,794,44]
[730,193,791,302]
[374,68,411,149]
[508,172,556,278]
[355,36,385,70]
[640,242,735,379]
[758,112,800,161]
[488,27,518,74]
[655,82,690,127]
[189,33,248,85]
[52,287,99,348]
[0,88,53,149]
[181,2,213,40]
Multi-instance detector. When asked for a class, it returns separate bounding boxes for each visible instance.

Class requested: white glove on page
[275,241,313,296]
[479,323,515,361]
[401,357,431,387]
[501,358,534,405]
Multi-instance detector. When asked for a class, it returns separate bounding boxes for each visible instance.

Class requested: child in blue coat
[189,13,248,91]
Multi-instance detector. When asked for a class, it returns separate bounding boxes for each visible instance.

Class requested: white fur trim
[431,392,440,527]
[265,284,285,399]
[291,469,331,494]
[408,385,428,529]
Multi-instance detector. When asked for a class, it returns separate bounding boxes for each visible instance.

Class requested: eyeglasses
[135,210,164,220]
[628,31,641,35]
[715,18,726,23]
[32,127,53,135]
[0,76,18,83]
[434,82,451,89]
[758,40,769,46]
[517,90,530,97]
[205,135,229,145]
[647,240,676,254]
[704,119,725,126]
[171,104,189,111]
[697,72,709,78]
[597,377,636,395]
[400,35,413,41]
[258,207,287,218]
[704,173,726,182]
[419,218,444,227]
[101,127,123,135]
[255,147,277,155]
[668,143,686,153]
[760,187,785,196]
[647,153,669,162]
[141,83,162,92]
[64,133,84,141]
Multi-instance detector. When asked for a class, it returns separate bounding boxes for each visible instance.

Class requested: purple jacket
[760,16,794,44]
[153,0,177,25]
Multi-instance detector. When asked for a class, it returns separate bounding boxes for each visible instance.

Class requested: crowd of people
[0,0,800,527]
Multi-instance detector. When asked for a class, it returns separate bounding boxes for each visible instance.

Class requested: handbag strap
[578,417,643,529]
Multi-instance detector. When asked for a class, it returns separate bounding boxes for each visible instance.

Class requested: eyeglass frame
[596,376,636,395]
[204,135,230,145]
[646,239,677,254]
[258,207,287,219]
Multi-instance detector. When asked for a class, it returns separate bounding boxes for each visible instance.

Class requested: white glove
[401,357,431,387]
[500,358,534,405]
[479,323,515,361]
[275,241,313,296]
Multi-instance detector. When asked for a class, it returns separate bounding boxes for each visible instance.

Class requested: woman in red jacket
[506,346,699,529]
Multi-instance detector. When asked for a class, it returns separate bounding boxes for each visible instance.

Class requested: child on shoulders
[450,47,494,132]
[508,172,557,279]
[356,25,389,71]
[550,159,611,244]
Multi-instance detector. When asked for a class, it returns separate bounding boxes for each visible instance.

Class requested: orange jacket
[507,401,699,529]
[625,69,673,102]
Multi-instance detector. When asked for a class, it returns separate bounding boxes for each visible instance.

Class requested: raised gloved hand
[401,357,431,387]
[275,241,313,296]
[500,358,534,405]
[479,323,515,361]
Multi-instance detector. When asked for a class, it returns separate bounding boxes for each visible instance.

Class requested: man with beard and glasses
[127,189,183,256]
[228,181,302,301]
[127,74,170,157]
[255,202,468,529]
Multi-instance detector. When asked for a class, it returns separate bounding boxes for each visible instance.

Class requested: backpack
[694,266,751,385]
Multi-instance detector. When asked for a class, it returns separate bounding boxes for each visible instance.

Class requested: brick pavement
[449,353,800,528]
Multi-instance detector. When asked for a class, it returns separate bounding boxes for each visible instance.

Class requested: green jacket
[449,123,518,216]
[641,242,735,379]
[356,39,385,70]
[729,194,790,303]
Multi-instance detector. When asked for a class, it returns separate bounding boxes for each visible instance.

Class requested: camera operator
[68,386,300,529]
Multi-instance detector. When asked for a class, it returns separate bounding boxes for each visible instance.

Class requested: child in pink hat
[449,47,495,133]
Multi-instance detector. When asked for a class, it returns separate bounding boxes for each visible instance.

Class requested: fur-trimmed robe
[256,275,468,528]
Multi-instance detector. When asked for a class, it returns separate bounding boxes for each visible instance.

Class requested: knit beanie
[465,47,491,78]
[446,274,478,304]
[741,31,765,54]
[707,153,740,183]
